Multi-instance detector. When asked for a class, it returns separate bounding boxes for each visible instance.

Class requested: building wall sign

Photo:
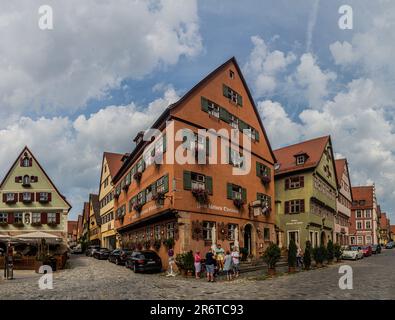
[197,203,239,214]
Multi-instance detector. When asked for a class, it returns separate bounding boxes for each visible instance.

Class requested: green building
[274,136,338,250]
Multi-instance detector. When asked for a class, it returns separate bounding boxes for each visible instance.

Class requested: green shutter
[223,84,229,98]
[227,183,233,199]
[256,161,262,177]
[163,134,167,152]
[163,174,169,193]
[151,182,157,195]
[140,191,146,204]
[205,176,213,195]
[238,119,248,131]
[242,188,247,202]
[237,94,243,106]
[255,130,260,141]
[183,171,191,190]
[219,107,230,123]
[205,137,211,157]
[201,97,209,112]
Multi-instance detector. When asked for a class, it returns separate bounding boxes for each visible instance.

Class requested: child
[223,250,233,281]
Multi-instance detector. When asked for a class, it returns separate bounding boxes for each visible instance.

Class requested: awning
[12,231,63,244]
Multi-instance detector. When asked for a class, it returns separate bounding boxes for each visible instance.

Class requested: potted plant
[233,198,245,209]
[0,221,8,227]
[31,222,42,227]
[288,239,297,273]
[153,192,165,205]
[260,174,271,184]
[133,171,142,183]
[313,245,327,268]
[163,238,175,249]
[175,251,194,277]
[192,188,209,205]
[153,239,161,251]
[262,243,281,276]
[175,253,186,275]
[133,203,143,213]
[334,243,342,262]
[304,241,312,270]
[13,221,24,228]
[326,240,334,264]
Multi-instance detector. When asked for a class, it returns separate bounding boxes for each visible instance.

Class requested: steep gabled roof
[0,146,72,210]
[89,193,101,226]
[83,202,90,222]
[352,186,374,208]
[273,136,330,176]
[335,158,353,199]
[113,56,276,183]
[67,221,78,234]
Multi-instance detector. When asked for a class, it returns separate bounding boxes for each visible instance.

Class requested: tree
[263,242,281,274]
[334,243,342,261]
[304,241,312,270]
[288,239,297,269]
[327,240,334,262]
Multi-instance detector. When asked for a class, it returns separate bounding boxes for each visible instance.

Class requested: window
[14,213,23,224]
[154,225,161,240]
[229,70,235,79]
[191,172,205,190]
[296,155,305,165]
[230,149,244,168]
[365,220,371,229]
[39,192,49,202]
[208,101,220,118]
[47,213,56,224]
[137,192,145,205]
[156,176,166,193]
[359,200,366,206]
[350,236,356,245]
[285,199,305,214]
[365,209,372,218]
[166,222,175,239]
[146,185,153,202]
[289,176,304,189]
[232,185,242,200]
[264,228,270,241]
[32,213,41,224]
[203,221,215,241]
[356,221,363,230]
[22,157,30,167]
[103,177,108,188]
[22,192,31,202]
[356,210,362,218]
[228,88,238,104]
[357,236,363,245]
[229,114,239,129]
[366,235,372,244]
[228,224,237,241]
[6,193,15,202]
[0,213,7,223]
[23,175,30,185]
[352,201,358,206]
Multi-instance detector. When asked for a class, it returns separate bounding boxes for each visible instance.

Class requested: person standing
[231,247,240,278]
[215,244,225,272]
[296,245,303,268]
[194,251,201,279]
[223,250,233,281]
[166,246,175,276]
[205,249,216,282]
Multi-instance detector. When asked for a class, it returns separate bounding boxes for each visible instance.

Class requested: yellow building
[88,194,101,245]
[98,152,124,249]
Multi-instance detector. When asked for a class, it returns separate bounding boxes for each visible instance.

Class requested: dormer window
[296,155,306,165]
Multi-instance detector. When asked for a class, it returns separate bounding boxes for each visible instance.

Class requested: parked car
[71,245,83,254]
[93,248,111,260]
[85,245,101,257]
[342,246,364,260]
[108,249,134,265]
[371,244,381,254]
[385,241,394,249]
[361,245,372,257]
[125,250,162,273]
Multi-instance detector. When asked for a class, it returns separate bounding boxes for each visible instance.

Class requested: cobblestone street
[1,249,394,300]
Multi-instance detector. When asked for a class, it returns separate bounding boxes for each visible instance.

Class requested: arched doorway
[244,224,252,255]
[321,231,326,246]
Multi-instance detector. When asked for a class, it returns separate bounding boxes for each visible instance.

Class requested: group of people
[193,244,241,282]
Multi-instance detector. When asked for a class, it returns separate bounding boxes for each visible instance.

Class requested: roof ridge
[274,135,329,152]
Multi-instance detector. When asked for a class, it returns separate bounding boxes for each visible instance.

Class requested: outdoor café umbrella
[12,231,62,243]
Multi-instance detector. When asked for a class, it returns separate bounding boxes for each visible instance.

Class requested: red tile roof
[273,136,330,175]
[335,159,346,185]
[391,225,395,234]
[104,152,124,178]
[380,213,389,228]
[352,186,374,208]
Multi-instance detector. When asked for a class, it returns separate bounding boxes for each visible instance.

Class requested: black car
[85,245,100,257]
[108,249,134,265]
[125,250,162,273]
[93,248,111,260]
[371,244,382,254]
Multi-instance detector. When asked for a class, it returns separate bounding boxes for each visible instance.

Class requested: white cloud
[0,87,179,220]
[0,0,201,115]
[243,36,296,97]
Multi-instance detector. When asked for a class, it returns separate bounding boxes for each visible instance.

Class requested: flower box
[153,192,165,205]
[47,222,57,227]
[260,175,271,184]
[13,222,24,227]
[133,172,142,182]
[192,188,209,204]
[0,222,8,227]
[233,198,245,209]
[133,203,143,213]
[31,222,42,227]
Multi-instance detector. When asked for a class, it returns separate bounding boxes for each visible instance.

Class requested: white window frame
[357,236,363,245]
[356,210,362,218]
[296,155,305,165]
[365,220,371,229]
[203,221,215,241]
[207,101,220,118]
[365,209,372,218]
[365,235,372,245]
[0,212,8,223]
[47,212,56,224]
[356,220,363,230]
[287,230,300,247]
[14,212,23,224]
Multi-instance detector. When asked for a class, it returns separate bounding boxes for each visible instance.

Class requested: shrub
[334,243,342,261]
[327,240,334,262]
[304,241,312,269]
[288,239,297,268]
[313,245,327,264]
[262,243,281,269]
[175,251,194,272]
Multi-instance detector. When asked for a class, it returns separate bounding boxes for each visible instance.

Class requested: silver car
[341,246,364,260]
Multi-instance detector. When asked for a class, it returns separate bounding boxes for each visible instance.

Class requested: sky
[0,0,394,222]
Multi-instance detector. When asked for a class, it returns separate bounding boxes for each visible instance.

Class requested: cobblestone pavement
[1,249,394,300]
